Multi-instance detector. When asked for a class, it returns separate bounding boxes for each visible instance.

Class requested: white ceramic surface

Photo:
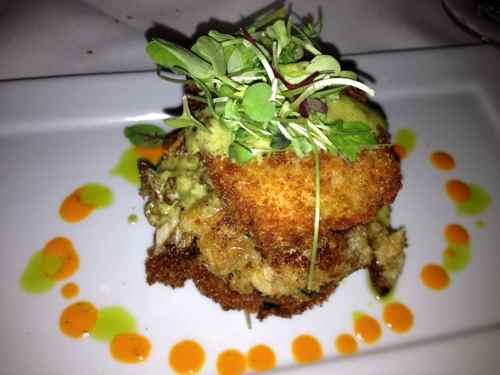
[1,45,499,374]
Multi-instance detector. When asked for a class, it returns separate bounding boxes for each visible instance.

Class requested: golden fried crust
[145,246,339,319]
[207,149,401,249]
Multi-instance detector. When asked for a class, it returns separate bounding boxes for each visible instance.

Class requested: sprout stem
[307,147,321,290]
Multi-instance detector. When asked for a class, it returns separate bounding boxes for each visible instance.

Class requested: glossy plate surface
[1,45,499,374]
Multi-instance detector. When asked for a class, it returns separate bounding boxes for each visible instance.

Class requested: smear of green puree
[110,147,140,186]
[81,183,113,208]
[456,184,491,216]
[91,306,137,342]
[19,251,56,293]
[394,128,416,152]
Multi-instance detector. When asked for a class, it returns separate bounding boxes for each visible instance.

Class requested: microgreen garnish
[146,9,376,163]
[146,7,382,292]
[163,96,208,130]
[242,82,275,122]
[307,147,321,290]
[124,124,166,147]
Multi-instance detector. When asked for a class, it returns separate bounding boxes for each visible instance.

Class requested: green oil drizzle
[110,147,140,186]
[394,128,416,153]
[81,183,113,208]
[443,244,471,273]
[91,306,137,342]
[475,220,485,229]
[352,311,365,321]
[127,214,139,224]
[456,184,491,216]
[19,251,55,293]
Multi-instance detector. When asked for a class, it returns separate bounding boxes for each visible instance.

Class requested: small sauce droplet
[91,306,137,342]
[110,333,151,364]
[80,183,113,208]
[421,264,449,291]
[169,340,205,375]
[430,151,455,171]
[393,128,416,160]
[445,179,471,204]
[444,224,470,246]
[291,334,323,364]
[59,184,112,222]
[335,334,358,355]
[127,214,139,224]
[61,282,79,299]
[247,344,276,372]
[135,146,164,165]
[59,301,98,338]
[216,349,246,375]
[59,188,95,222]
[383,302,414,334]
[19,251,56,293]
[111,147,141,186]
[42,237,79,280]
[443,224,472,273]
[455,184,492,216]
[392,144,407,160]
[353,314,382,344]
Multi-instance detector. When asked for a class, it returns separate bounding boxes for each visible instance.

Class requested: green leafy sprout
[146,7,380,291]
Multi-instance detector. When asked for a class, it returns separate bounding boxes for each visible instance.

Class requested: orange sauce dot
[61,282,79,299]
[353,315,382,344]
[59,301,98,338]
[169,340,205,375]
[392,144,407,160]
[110,333,151,364]
[216,349,246,375]
[135,146,164,165]
[443,248,456,258]
[445,180,471,204]
[59,188,95,223]
[383,302,414,334]
[430,151,455,171]
[444,224,470,246]
[421,264,449,291]
[42,237,79,280]
[291,334,323,364]
[335,334,358,355]
[247,344,276,372]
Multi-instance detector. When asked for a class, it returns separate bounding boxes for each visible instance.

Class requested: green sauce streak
[475,220,485,229]
[456,184,491,216]
[19,251,56,293]
[81,183,113,208]
[443,244,471,273]
[91,306,137,342]
[127,214,139,224]
[394,128,416,152]
[110,147,140,186]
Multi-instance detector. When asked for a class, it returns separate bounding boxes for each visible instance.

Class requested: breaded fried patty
[145,243,342,319]
[140,96,405,319]
[207,148,401,249]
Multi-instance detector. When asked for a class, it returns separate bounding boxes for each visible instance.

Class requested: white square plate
[1,45,499,374]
